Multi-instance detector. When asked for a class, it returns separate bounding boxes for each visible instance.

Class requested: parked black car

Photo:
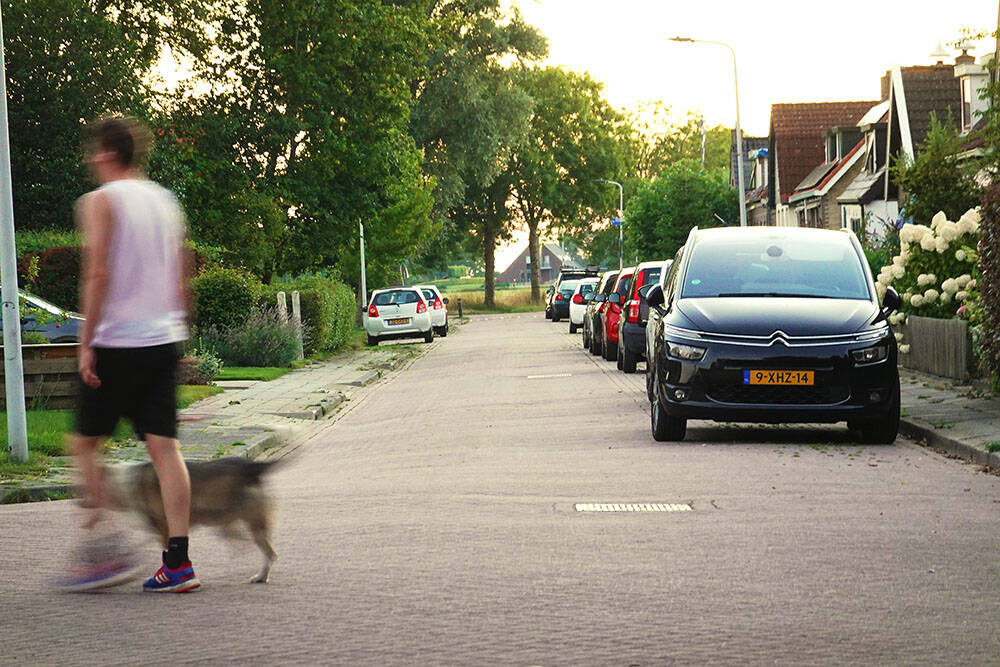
[545,267,599,322]
[582,270,618,355]
[645,226,901,444]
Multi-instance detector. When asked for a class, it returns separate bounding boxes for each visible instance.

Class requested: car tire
[439,321,448,337]
[590,327,601,355]
[602,332,617,361]
[569,322,578,334]
[857,385,900,444]
[423,328,434,344]
[582,324,590,349]
[367,334,380,347]
[622,345,638,373]
[616,343,624,370]
[651,397,686,441]
[552,314,560,322]
[645,363,655,403]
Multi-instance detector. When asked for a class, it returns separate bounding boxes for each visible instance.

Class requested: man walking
[60,116,197,593]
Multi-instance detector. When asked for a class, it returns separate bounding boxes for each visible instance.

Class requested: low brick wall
[1,343,78,409]
[898,315,972,381]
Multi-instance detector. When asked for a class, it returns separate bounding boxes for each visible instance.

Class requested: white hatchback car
[364,287,433,346]
[416,284,449,337]
[568,277,599,334]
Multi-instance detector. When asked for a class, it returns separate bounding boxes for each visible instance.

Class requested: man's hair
[85,115,151,168]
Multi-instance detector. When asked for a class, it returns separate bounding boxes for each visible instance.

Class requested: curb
[899,418,1000,469]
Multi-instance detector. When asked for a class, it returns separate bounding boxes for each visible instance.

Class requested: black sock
[164,536,189,570]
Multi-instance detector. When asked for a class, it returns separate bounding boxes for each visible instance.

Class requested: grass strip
[216,366,292,382]
[177,384,224,408]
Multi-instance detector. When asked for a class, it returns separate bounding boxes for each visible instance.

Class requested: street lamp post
[668,36,747,227]
[596,179,624,270]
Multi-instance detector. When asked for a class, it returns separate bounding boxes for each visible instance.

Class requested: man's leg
[70,433,107,525]
[145,434,190,537]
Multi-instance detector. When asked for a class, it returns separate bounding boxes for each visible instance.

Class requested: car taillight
[433,298,443,309]
[368,304,379,317]
[627,302,640,323]
[555,293,564,301]
[416,301,427,314]
[572,294,584,304]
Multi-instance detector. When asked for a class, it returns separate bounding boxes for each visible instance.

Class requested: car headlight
[668,342,706,361]
[851,344,888,364]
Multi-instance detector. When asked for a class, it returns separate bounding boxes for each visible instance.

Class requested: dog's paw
[249,573,269,584]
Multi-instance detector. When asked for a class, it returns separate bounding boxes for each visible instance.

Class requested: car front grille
[704,382,850,405]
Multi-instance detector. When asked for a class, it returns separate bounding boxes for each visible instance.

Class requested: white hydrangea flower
[899,226,913,243]
[920,235,937,251]
[894,332,903,341]
[955,249,967,262]
[917,273,929,286]
[940,291,952,304]
[935,236,949,253]
[923,289,939,303]
[967,279,976,290]
[889,312,904,325]
[910,294,924,307]
[959,207,981,225]
[956,290,969,301]
[931,211,948,229]
[899,344,911,354]
[876,283,887,300]
[941,278,958,293]
[891,265,904,279]
[892,255,906,267]
[903,292,912,301]
[957,218,977,236]
[956,274,972,288]
[938,221,960,242]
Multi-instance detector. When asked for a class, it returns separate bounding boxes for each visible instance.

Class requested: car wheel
[569,322,577,334]
[582,324,590,349]
[857,385,900,444]
[439,320,448,337]
[602,332,617,361]
[590,327,601,355]
[651,397,686,441]
[367,334,380,347]
[622,346,638,373]
[616,342,624,370]
[552,314,560,322]
[645,362,655,402]
[424,328,434,344]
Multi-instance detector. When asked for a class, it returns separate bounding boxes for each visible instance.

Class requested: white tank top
[90,178,188,348]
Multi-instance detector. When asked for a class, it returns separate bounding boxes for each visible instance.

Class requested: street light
[596,179,624,270]
[668,36,747,227]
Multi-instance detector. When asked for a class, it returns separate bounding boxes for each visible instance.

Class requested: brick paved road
[3,313,1000,665]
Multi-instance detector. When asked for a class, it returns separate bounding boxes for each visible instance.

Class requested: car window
[421,289,436,301]
[615,273,633,297]
[663,252,683,303]
[559,280,579,294]
[680,236,870,300]
[373,290,421,306]
[579,282,596,295]
[599,272,619,294]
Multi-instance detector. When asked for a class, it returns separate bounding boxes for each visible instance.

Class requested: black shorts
[75,343,181,440]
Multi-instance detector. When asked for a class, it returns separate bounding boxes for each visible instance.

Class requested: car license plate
[743,370,814,385]
[387,318,410,326]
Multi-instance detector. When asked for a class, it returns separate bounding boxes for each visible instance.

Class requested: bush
[18,246,81,311]
[191,267,262,330]
[263,276,356,354]
[978,184,1000,389]
[178,347,223,385]
[195,307,302,367]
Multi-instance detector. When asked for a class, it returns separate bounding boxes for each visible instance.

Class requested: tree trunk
[483,228,496,310]
[527,221,541,303]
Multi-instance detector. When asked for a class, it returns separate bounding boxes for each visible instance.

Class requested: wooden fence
[898,315,972,381]
[0,343,78,409]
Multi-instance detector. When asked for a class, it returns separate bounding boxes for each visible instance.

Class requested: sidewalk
[0,343,424,503]
[898,367,1000,471]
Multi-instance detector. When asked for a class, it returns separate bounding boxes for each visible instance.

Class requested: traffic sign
[611,217,622,227]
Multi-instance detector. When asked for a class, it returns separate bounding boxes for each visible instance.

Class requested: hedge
[262,276,356,355]
[18,246,81,311]
[191,267,262,330]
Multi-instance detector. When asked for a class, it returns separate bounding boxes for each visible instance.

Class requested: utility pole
[359,221,367,307]
[0,7,28,462]
[596,179,624,270]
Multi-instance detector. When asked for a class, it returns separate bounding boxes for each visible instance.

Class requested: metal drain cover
[575,503,692,513]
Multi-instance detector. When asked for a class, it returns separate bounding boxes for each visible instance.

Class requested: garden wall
[898,315,972,381]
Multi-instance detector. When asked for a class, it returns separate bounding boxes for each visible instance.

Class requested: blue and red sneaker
[57,558,141,592]
[143,561,200,593]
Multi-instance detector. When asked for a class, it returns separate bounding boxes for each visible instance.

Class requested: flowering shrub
[873,209,981,356]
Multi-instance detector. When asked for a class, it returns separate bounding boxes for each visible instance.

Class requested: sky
[495,0,998,270]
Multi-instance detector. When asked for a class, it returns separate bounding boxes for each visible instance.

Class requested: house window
[961,78,973,133]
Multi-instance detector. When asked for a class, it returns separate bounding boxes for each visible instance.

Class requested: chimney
[955,38,975,66]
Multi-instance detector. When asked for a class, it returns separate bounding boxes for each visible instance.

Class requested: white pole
[669,37,747,226]
[359,221,367,307]
[597,179,624,270]
[0,8,28,462]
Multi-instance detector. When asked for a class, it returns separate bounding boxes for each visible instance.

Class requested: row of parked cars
[546,226,903,446]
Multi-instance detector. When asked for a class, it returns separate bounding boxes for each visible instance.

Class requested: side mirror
[638,284,652,299]
[546,287,554,295]
[645,284,665,309]
[583,293,594,303]
[594,293,607,303]
[608,293,622,305]
[443,297,450,305]
[881,286,901,317]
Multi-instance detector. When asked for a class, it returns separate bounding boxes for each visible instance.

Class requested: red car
[598,267,634,362]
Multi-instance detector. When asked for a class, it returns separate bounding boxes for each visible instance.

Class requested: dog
[101,457,279,583]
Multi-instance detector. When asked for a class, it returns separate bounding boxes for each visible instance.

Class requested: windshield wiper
[713,292,836,299]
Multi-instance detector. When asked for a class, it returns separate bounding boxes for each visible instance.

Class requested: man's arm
[75,191,113,387]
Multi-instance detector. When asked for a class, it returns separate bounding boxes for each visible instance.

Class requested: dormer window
[826,135,838,163]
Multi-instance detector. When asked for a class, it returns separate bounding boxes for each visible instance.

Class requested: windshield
[579,282,596,295]
[558,280,579,295]
[373,290,421,306]
[681,235,870,300]
[421,289,437,302]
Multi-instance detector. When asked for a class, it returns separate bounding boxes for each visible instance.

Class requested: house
[497,241,585,284]
[765,101,878,227]
[838,62,963,235]
[731,131,768,192]
[745,147,771,226]
[788,101,888,230]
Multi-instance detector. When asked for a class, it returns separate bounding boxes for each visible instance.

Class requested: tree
[507,67,626,302]
[626,103,731,179]
[625,161,739,260]
[891,113,983,224]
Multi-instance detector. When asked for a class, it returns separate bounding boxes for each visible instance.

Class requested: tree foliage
[625,161,739,261]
